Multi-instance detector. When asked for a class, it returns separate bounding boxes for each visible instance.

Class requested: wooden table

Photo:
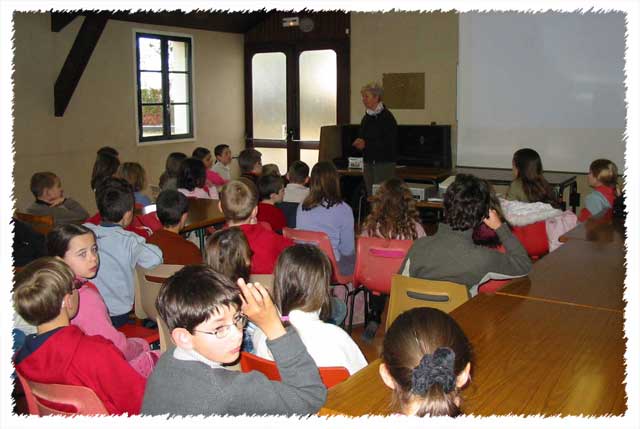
[560,218,626,244]
[338,166,451,185]
[321,294,626,416]
[182,198,226,250]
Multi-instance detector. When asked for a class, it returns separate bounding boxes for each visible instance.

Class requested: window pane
[257,147,287,174]
[252,53,287,140]
[140,72,163,103]
[169,73,189,103]
[299,50,337,141]
[142,105,163,137]
[138,37,161,71]
[170,104,190,135]
[168,40,188,71]
[300,149,319,172]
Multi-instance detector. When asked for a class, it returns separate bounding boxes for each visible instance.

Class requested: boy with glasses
[142,265,326,416]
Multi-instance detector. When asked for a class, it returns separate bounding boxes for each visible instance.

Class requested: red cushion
[511,221,549,259]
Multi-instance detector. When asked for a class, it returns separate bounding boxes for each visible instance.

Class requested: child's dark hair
[205,227,252,283]
[30,172,59,199]
[512,148,556,204]
[97,146,118,158]
[274,244,332,321]
[156,265,242,332]
[47,224,96,258]
[287,160,310,184]
[159,152,187,189]
[95,177,135,223]
[257,174,284,201]
[13,257,76,326]
[219,180,257,222]
[589,159,618,188]
[116,162,147,192]
[238,148,262,174]
[192,147,211,160]
[443,174,490,231]
[214,144,229,158]
[382,307,472,417]
[363,178,422,240]
[178,158,206,191]
[156,190,189,227]
[91,152,120,190]
[302,161,342,210]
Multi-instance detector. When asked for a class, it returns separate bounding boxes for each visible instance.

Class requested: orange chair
[239,352,349,388]
[282,228,352,301]
[348,237,413,333]
[16,372,108,416]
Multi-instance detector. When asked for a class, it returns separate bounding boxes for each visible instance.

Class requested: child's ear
[456,362,471,388]
[250,205,259,219]
[379,362,397,390]
[171,327,194,350]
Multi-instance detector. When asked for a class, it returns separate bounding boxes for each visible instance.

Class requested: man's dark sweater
[358,106,398,163]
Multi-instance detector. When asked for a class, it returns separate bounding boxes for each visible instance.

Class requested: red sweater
[257,203,287,233]
[238,223,294,274]
[85,212,152,239]
[14,325,145,415]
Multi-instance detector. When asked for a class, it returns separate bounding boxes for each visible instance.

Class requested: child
[116,162,153,207]
[506,148,557,205]
[83,177,163,327]
[91,151,120,191]
[379,307,472,417]
[212,144,232,182]
[193,147,227,188]
[141,265,327,416]
[297,161,355,275]
[219,180,293,274]
[47,224,160,377]
[400,174,531,294]
[283,160,310,203]
[159,152,187,191]
[578,159,620,222]
[257,174,287,233]
[147,190,202,265]
[97,146,119,160]
[261,163,281,177]
[205,227,251,283]
[177,157,218,199]
[238,148,263,186]
[252,244,367,375]
[13,257,146,415]
[26,172,89,225]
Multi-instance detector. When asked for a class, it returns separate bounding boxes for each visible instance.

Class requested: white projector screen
[457,12,626,173]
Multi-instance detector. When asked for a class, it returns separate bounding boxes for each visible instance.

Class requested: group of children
[12,142,622,418]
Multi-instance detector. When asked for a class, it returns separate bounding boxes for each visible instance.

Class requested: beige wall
[13,13,245,213]
[350,12,458,159]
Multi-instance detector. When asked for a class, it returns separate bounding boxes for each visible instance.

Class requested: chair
[14,212,54,235]
[511,221,549,260]
[386,274,469,330]
[239,352,350,388]
[282,228,352,302]
[135,264,184,321]
[347,237,413,333]
[16,372,108,416]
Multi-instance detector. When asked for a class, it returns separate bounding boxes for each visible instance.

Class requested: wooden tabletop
[496,239,625,312]
[559,218,626,244]
[321,294,626,416]
[183,198,225,233]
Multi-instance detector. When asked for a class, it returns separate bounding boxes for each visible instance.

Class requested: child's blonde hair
[219,180,257,222]
[116,162,147,192]
[590,159,618,188]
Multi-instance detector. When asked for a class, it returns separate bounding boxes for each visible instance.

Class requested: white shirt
[178,186,218,199]
[212,161,231,182]
[251,309,367,375]
[283,183,310,203]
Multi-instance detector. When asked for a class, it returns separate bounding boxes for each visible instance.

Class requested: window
[136,32,193,142]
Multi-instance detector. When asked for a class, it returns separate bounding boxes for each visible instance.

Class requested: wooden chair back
[14,212,54,235]
[135,264,183,321]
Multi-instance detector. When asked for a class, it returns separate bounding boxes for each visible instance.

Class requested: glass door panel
[300,149,319,171]
[299,50,337,141]
[257,148,288,175]
[252,52,287,140]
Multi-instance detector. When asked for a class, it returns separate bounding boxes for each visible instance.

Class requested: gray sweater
[25,198,89,225]
[141,328,327,417]
[400,223,532,292]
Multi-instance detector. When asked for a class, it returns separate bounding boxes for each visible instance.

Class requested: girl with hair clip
[578,159,621,222]
[506,148,558,206]
[46,224,160,377]
[251,244,367,374]
[379,307,472,417]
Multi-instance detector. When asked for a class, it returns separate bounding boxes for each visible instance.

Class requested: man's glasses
[193,313,248,339]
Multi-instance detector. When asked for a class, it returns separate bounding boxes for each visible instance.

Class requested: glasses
[193,313,248,339]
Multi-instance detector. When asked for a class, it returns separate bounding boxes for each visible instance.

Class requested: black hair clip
[411,347,456,395]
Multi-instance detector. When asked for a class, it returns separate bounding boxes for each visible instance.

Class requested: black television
[397,125,452,169]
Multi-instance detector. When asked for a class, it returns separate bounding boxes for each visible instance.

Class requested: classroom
[5,3,637,424]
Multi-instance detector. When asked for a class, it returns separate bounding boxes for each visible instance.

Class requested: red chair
[348,237,413,333]
[116,324,159,344]
[239,352,349,388]
[282,228,352,302]
[16,372,108,416]
[511,221,549,260]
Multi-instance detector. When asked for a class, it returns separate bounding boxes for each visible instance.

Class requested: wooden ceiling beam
[51,12,81,32]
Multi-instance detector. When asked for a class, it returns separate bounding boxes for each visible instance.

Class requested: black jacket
[358,106,398,163]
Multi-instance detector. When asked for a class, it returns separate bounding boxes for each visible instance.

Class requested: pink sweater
[71,282,160,378]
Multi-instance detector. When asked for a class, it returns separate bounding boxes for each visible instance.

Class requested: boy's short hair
[192,147,211,160]
[156,190,189,227]
[214,144,229,158]
[95,177,135,223]
[238,149,262,174]
[30,172,59,198]
[443,174,491,231]
[156,265,242,332]
[257,174,284,201]
[13,257,75,326]
[219,180,257,222]
[287,161,310,184]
